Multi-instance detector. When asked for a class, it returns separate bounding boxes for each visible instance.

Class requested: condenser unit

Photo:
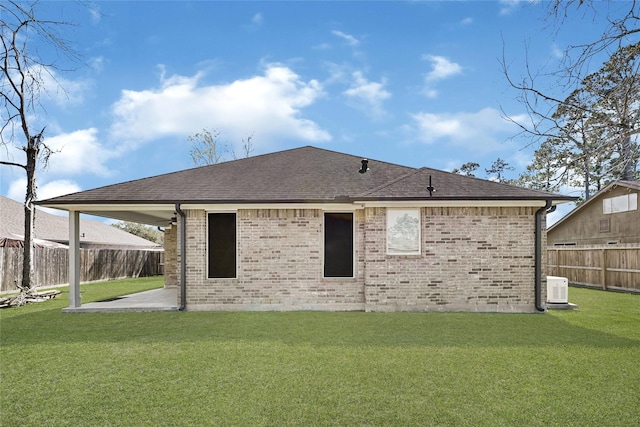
[546,276,568,304]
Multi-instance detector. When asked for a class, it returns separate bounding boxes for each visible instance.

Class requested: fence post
[601,248,607,291]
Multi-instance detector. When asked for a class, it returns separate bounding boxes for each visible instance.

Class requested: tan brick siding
[172,206,543,312]
[364,206,538,312]
[184,209,365,311]
[163,224,177,287]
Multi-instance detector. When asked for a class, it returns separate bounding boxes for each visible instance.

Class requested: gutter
[175,203,187,311]
[534,200,553,312]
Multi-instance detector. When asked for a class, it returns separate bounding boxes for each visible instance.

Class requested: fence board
[547,246,640,293]
[0,247,163,292]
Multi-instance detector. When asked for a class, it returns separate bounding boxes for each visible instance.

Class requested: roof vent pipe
[359,159,369,174]
[175,203,187,311]
[427,175,435,197]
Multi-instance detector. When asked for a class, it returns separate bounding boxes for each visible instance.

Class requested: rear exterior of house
[163,205,540,312]
[39,146,573,313]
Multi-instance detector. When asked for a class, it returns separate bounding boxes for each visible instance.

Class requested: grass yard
[1,278,639,426]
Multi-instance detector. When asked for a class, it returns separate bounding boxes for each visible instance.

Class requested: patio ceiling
[42,203,176,227]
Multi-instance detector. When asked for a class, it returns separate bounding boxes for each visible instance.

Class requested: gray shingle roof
[39,146,572,205]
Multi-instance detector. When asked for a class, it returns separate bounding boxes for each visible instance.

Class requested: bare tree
[188,128,255,166]
[503,2,639,195]
[0,1,79,296]
[547,1,640,87]
[188,128,232,166]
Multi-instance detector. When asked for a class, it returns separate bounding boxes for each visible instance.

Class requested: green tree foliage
[504,1,639,199]
[451,162,480,177]
[516,42,639,199]
[485,158,514,183]
[111,222,164,245]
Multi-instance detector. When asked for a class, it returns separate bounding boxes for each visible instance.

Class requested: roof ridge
[358,167,424,197]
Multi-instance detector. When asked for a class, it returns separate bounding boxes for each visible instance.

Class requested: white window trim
[603,193,638,215]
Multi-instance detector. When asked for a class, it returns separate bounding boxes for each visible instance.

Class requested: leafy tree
[512,42,639,199]
[111,222,164,245]
[485,158,514,183]
[0,1,80,295]
[452,162,480,177]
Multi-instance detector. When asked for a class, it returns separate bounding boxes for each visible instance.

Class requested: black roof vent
[359,159,369,174]
[427,175,436,197]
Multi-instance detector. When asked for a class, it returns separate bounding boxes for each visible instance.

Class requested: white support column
[69,210,81,308]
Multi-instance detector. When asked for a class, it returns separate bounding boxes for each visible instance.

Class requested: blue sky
[0,1,623,224]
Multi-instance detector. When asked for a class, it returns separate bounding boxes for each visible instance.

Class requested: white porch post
[68,210,81,308]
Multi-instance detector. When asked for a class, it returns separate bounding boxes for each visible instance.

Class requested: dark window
[208,213,236,278]
[324,212,353,277]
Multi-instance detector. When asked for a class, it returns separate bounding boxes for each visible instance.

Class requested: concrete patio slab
[62,287,179,313]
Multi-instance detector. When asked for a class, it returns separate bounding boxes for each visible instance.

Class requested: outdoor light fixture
[170,216,177,225]
[359,159,369,174]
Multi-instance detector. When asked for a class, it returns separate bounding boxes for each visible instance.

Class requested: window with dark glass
[324,212,354,278]
[208,213,236,278]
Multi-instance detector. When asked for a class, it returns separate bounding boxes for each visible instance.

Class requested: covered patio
[62,287,178,313]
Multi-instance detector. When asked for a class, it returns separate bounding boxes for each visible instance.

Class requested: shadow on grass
[2,307,638,350]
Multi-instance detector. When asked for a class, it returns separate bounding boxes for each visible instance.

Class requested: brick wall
[163,224,177,287]
[364,206,538,312]
[174,206,543,312]
[183,209,365,311]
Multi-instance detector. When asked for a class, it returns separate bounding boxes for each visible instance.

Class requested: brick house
[39,146,573,312]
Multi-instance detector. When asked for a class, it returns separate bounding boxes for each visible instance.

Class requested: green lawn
[1,278,638,426]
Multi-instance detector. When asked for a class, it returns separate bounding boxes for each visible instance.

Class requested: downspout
[175,203,187,311]
[534,200,553,312]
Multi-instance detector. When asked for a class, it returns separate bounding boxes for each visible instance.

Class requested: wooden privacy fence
[547,246,640,293]
[0,247,164,292]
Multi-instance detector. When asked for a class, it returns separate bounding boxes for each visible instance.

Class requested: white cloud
[332,30,360,47]
[8,178,80,203]
[423,55,463,82]
[36,66,93,107]
[252,13,263,25]
[88,4,102,24]
[44,128,113,177]
[421,55,463,98]
[499,0,521,15]
[110,64,330,149]
[551,43,564,60]
[410,107,517,154]
[343,71,391,119]
[460,17,474,25]
[38,180,82,200]
[89,56,105,72]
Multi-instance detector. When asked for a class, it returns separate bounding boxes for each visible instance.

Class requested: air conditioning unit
[546,276,568,304]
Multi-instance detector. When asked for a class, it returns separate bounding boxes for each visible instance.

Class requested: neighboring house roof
[547,180,640,233]
[37,146,574,226]
[1,195,160,248]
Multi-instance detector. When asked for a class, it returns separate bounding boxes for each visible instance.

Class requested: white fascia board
[39,203,177,212]
[353,199,565,208]
[183,203,362,211]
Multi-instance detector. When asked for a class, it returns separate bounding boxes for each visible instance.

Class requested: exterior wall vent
[546,276,568,304]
